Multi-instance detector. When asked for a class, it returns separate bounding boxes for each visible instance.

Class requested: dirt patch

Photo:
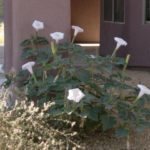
[126,68,150,87]
[82,130,150,150]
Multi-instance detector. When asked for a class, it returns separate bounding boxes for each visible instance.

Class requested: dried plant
[0,100,81,150]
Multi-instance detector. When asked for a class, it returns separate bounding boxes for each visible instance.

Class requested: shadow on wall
[71,0,100,43]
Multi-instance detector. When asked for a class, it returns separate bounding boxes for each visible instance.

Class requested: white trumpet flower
[72,26,84,37]
[90,55,96,59]
[50,32,64,43]
[137,84,150,99]
[114,37,127,50]
[22,61,35,75]
[67,88,85,103]
[32,20,44,31]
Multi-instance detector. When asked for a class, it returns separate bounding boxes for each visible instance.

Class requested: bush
[0,101,81,149]
[3,21,150,140]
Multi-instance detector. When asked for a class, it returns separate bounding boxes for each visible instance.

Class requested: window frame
[144,0,150,24]
[103,0,125,24]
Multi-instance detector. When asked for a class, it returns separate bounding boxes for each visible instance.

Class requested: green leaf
[136,120,150,133]
[36,47,51,64]
[20,39,31,47]
[86,81,104,95]
[82,92,97,104]
[54,99,64,105]
[85,107,99,121]
[113,57,125,65]
[99,95,115,110]
[21,49,36,60]
[48,105,64,116]
[104,64,113,73]
[101,115,117,131]
[37,97,49,107]
[117,101,130,121]
[141,108,150,116]
[35,36,49,45]
[115,127,129,137]
[76,69,91,82]
[37,85,49,96]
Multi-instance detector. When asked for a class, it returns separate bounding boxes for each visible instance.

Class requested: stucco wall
[4,0,71,71]
[125,0,150,66]
[71,0,100,43]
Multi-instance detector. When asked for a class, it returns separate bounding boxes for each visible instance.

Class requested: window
[145,0,150,22]
[114,0,124,22]
[104,0,113,21]
[104,0,124,23]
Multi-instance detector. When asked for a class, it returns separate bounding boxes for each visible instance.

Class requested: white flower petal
[137,91,144,99]
[67,88,85,103]
[90,55,96,59]
[22,61,35,75]
[72,26,84,37]
[50,32,64,43]
[137,84,150,99]
[114,37,127,50]
[32,20,44,31]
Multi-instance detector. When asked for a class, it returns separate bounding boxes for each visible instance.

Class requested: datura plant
[5,20,150,138]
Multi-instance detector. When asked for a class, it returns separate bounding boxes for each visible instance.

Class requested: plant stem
[51,42,57,57]
[134,97,139,103]
[111,48,118,59]
[122,54,131,75]
[32,73,38,84]
[35,31,38,37]
[31,38,36,51]
[53,66,63,83]
[120,54,131,98]
[71,36,76,44]
[80,118,86,128]
[126,135,130,150]
[80,84,101,98]
[43,71,47,81]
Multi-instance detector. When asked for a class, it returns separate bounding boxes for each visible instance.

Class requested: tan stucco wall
[4,0,71,71]
[71,0,100,43]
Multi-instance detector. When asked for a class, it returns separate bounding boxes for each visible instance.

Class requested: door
[100,0,127,58]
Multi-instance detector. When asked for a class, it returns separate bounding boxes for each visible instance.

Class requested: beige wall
[4,0,71,71]
[71,0,100,43]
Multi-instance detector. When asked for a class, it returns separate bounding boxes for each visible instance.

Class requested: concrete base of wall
[77,43,100,56]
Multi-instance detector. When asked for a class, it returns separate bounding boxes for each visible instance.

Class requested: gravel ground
[126,68,150,87]
[82,130,150,150]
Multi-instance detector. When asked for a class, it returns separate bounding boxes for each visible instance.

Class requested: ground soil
[82,130,150,150]
[127,68,150,86]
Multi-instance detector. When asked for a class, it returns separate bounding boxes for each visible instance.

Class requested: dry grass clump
[0,100,81,150]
